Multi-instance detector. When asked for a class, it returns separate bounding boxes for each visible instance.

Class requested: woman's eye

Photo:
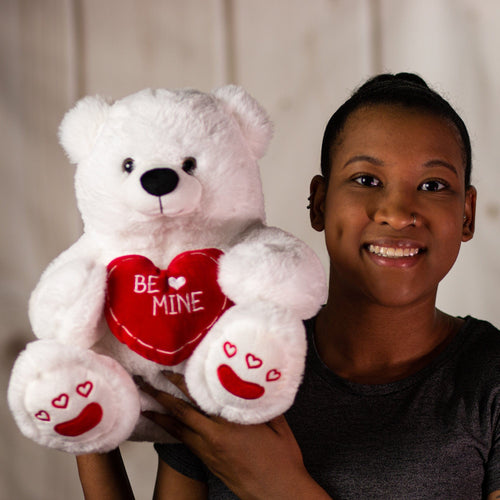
[419,180,447,192]
[353,175,381,187]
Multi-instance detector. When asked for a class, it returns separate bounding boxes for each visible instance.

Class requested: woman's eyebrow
[342,155,384,169]
[423,159,459,177]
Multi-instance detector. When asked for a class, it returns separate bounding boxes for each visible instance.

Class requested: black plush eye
[182,157,197,174]
[122,158,135,173]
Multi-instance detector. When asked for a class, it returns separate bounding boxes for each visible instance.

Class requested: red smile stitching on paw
[217,364,265,400]
[54,402,103,437]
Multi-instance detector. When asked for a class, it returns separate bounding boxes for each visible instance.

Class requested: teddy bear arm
[29,247,108,348]
[219,227,327,319]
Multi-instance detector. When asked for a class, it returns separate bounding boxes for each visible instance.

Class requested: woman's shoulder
[460,316,500,351]
[454,316,500,384]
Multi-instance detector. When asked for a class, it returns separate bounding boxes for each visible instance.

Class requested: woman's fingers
[266,414,294,436]
[137,375,214,445]
[161,371,195,404]
[137,377,194,421]
[135,372,195,407]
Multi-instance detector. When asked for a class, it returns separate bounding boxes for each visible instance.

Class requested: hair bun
[394,72,430,89]
[357,72,430,94]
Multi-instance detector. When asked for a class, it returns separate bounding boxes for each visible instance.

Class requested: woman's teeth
[368,244,420,258]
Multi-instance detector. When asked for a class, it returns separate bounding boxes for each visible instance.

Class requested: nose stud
[411,214,417,226]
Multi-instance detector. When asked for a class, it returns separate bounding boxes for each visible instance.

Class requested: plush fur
[8,85,327,454]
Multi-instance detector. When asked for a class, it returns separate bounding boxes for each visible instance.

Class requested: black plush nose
[140,168,179,196]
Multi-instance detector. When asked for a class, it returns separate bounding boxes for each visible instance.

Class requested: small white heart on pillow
[168,276,186,290]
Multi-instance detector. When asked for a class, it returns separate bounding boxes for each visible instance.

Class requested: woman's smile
[364,242,425,268]
[367,244,421,258]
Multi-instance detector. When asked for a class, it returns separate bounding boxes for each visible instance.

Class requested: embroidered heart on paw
[105,249,233,365]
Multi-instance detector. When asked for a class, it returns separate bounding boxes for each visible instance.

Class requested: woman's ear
[309,175,327,232]
[462,185,477,242]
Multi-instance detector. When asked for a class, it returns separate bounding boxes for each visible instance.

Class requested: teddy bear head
[58,86,273,241]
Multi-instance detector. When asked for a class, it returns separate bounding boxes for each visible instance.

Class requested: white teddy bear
[8,85,327,454]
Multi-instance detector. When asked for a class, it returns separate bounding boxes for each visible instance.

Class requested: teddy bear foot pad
[8,340,141,454]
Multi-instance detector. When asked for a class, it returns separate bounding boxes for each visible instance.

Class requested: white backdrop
[1,1,499,498]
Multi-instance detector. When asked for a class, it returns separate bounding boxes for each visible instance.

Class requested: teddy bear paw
[29,259,107,346]
[8,340,140,453]
[185,304,307,424]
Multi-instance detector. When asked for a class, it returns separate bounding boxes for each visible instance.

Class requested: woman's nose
[371,188,416,229]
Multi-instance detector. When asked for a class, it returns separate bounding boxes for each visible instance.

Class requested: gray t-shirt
[155,316,500,499]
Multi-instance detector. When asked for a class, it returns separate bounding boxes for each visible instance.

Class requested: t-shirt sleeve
[154,442,209,483]
[484,399,500,495]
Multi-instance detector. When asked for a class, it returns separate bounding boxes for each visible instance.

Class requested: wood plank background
[1,0,500,497]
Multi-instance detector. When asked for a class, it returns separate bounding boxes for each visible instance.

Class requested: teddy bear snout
[140,168,179,197]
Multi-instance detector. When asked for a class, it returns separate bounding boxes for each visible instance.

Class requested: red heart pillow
[105,249,233,365]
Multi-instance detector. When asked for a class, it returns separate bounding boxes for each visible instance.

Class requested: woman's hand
[140,373,331,500]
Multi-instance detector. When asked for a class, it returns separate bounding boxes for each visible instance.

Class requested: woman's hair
[320,73,472,187]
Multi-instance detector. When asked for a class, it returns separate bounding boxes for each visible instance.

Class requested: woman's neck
[314,292,463,384]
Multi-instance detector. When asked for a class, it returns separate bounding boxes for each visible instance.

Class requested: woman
[78,73,500,500]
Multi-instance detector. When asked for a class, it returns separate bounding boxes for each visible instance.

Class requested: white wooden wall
[1,1,499,498]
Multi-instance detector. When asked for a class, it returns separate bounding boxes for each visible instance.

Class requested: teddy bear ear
[213,85,273,159]
[58,95,111,164]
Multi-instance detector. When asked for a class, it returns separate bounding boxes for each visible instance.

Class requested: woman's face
[310,104,476,307]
